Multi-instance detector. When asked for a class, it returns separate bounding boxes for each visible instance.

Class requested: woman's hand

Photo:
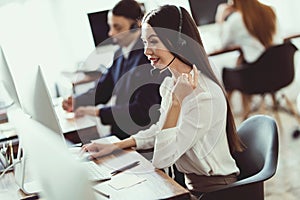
[74,106,99,118]
[81,138,137,159]
[81,142,118,159]
[172,65,198,104]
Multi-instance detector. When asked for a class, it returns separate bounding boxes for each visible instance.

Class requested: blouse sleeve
[131,123,160,150]
[219,12,240,48]
[152,90,213,169]
[131,77,174,150]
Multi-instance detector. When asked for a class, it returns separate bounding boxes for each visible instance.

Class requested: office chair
[222,41,300,129]
[283,33,300,43]
[200,115,279,200]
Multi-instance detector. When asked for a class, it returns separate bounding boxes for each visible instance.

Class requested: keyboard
[82,161,111,182]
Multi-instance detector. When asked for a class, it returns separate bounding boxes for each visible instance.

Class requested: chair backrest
[200,115,279,200]
[233,115,278,182]
[222,42,298,94]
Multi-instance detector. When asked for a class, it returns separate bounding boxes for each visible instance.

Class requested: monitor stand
[14,146,41,195]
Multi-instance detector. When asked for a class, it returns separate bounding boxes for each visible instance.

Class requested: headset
[176,6,187,48]
[150,6,187,77]
[129,22,139,33]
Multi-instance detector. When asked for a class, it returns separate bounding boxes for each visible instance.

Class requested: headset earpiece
[130,23,139,33]
[177,6,187,48]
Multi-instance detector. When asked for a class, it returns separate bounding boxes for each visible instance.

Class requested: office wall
[0,0,191,97]
[0,1,67,101]
[260,0,300,36]
[48,0,191,71]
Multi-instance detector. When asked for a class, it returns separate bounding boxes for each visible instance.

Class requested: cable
[0,160,21,179]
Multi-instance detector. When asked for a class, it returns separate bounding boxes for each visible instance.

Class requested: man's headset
[130,22,139,33]
[150,6,187,77]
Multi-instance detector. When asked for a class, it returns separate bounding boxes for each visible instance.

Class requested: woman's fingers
[192,65,198,88]
[187,73,193,87]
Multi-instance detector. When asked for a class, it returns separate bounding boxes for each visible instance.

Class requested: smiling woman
[82,5,245,197]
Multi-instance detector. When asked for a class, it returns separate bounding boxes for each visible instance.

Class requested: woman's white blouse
[131,71,240,176]
[220,12,265,62]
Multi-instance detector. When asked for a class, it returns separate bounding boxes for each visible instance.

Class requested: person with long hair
[215,0,282,119]
[216,0,281,63]
[82,5,244,196]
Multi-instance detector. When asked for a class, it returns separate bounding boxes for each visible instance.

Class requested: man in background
[62,0,168,140]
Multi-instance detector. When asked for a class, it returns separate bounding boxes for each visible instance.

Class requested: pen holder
[0,141,14,168]
[7,141,14,165]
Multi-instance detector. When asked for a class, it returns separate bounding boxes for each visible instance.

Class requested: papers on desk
[88,136,162,199]
[54,104,97,134]
[108,174,146,190]
[64,112,75,120]
[93,174,147,199]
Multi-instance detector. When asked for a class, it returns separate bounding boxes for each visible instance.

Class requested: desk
[91,136,190,199]
[208,46,242,57]
[0,173,38,200]
[0,137,190,200]
[53,98,100,144]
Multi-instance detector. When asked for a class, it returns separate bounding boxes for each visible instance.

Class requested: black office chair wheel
[292,129,300,139]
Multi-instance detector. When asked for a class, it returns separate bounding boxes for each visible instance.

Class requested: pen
[111,161,140,176]
[92,188,110,199]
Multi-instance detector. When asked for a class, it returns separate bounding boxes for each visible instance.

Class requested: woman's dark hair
[143,5,244,153]
[112,0,144,21]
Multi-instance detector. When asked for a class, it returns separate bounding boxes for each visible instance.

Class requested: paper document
[108,174,146,190]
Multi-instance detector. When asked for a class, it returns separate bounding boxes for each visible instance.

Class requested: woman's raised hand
[172,65,198,104]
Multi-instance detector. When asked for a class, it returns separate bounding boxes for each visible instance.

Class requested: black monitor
[189,0,227,26]
[87,10,113,47]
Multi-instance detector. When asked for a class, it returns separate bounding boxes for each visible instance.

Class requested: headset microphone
[130,22,139,33]
[150,56,176,77]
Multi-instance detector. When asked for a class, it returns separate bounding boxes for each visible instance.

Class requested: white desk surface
[53,97,97,134]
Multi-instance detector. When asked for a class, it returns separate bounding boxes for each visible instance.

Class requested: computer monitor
[31,66,62,134]
[10,110,96,200]
[87,10,113,47]
[189,0,227,26]
[0,47,21,107]
[34,66,98,137]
